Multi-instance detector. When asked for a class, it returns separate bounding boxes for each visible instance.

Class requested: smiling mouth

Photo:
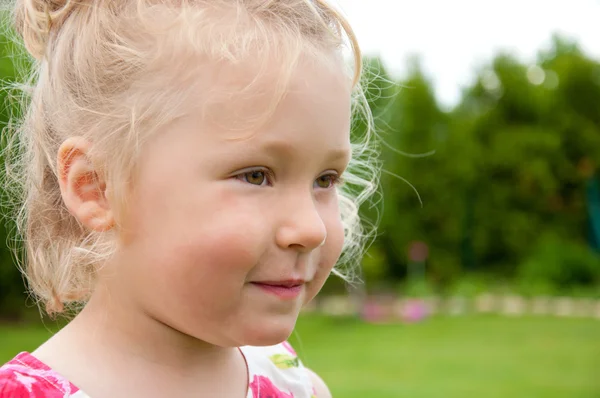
[250,281,305,300]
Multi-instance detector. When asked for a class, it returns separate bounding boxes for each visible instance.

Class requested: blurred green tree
[0,15,30,319]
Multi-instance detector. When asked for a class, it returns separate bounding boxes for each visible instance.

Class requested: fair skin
[34,56,345,398]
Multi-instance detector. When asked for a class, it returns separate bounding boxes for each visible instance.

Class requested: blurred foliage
[0,16,29,319]
[518,233,600,292]
[361,34,600,295]
[1,24,600,318]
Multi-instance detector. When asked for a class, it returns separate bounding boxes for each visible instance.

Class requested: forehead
[135,54,353,184]
[169,53,353,149]
[224,57,352,151]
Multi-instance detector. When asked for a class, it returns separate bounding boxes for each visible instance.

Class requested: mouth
[250,280,305,300]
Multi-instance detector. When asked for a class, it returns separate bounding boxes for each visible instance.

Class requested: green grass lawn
[1,314,599,397]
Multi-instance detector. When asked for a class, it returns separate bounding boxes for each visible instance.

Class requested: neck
[33,283,248,397]
[71,283,230,372]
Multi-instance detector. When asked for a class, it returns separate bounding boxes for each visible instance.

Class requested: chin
[242,316,298,347]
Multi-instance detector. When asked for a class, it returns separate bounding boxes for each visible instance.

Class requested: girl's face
[110,56,352,347]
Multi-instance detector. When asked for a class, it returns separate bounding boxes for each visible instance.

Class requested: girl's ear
[57,137,114,232]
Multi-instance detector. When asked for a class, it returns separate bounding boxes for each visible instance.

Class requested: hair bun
[13,0,79,59]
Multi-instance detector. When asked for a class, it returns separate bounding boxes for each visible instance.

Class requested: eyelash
[234,168,343,189]
[315,174,344,189]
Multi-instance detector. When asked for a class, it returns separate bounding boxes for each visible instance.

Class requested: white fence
[305,294,600,322]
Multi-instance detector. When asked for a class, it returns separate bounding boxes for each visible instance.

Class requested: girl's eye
[235,170,340,188]
[237,170,270,186]
[314,174,341,189]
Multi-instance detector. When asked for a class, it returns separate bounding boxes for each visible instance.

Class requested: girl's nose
[275,194,327,252]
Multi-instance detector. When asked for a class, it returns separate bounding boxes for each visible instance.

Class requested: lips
[256,280,305,288]
[251,280,305,299]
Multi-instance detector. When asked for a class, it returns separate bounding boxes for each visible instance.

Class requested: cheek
[127,210,271,331]
[323,216,345,270]
[306,205,345,301]
[176,190,271,267]
[122,184,271,294]
[156,233,256,309]
[322,196,346,269]
[165,209,269,279]
[176,220,261,276]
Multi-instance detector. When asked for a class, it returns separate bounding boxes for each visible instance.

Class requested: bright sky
[335,0,600,108]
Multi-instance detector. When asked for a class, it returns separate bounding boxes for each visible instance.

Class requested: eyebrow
[259,139,352,161]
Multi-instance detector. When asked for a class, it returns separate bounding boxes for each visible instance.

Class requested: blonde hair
[3,0,380,315]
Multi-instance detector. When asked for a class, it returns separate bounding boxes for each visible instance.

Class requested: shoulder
[0,367,30,398]
[306,368,332,398]
[276,342,331,397]
[242,341,327,398]
[0,352,81,398]
[0,354,43,398]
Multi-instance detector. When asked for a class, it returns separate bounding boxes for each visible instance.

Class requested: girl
[0,0,378,397]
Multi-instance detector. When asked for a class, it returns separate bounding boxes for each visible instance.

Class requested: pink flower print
[0,362,79,397]
[14,372,37,392]
[249,375,294,398]
[281,341,297,356]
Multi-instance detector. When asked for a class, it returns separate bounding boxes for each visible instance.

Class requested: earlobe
[57,137,114,232]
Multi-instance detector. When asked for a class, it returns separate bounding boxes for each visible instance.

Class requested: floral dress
[0,341,318,397]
